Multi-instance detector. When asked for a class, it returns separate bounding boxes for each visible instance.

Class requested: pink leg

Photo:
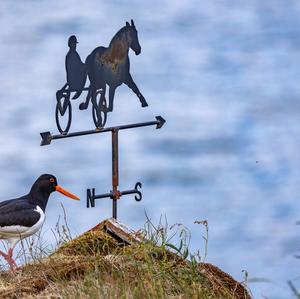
[0,248,17,272]
[7,248,18,269]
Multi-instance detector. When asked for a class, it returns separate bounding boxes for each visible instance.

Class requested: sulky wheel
[55,93,72,134]
[92,90,107,128]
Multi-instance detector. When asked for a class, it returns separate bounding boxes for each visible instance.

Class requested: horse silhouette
[78,20,148,114]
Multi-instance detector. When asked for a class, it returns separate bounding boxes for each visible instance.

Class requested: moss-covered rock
[0,219,251,299]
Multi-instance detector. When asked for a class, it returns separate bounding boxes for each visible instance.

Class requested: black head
[125,19,141,55]
[68,35,78,49]
[29,174,79,211]
[31,174,58,195]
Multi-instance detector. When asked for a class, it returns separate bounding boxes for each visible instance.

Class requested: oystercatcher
[0,174,79,271]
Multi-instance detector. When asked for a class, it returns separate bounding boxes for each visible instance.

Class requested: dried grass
[0,219,251,299]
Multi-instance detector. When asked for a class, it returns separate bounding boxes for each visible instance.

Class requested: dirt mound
[0,218,251,299]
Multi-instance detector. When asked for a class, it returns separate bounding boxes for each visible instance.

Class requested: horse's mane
[109,26,128,47]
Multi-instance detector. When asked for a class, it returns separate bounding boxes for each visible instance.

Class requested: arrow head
[155,116,166,129]
[40,131,52,146]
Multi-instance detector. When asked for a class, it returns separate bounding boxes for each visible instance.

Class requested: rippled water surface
[1,1,300,298]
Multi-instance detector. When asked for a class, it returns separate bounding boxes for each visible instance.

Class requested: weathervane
[55,19,148,133]
[40,20,165,219]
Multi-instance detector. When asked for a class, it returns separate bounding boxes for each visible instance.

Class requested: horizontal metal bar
[93,192,113,199]
[92,189,137,200]
[40,116,165,146]
[89,184,142,203]
[120,189,138,196]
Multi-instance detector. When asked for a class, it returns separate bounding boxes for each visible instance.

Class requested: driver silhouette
[56,35,87,114]
[65,35,87,96]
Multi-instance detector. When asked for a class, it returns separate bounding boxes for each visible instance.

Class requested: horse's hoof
[79,102,87,110]
[141,102,148,108]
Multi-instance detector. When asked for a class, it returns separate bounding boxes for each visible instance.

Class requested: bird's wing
[0,194,27,208]
[0,199,41,227]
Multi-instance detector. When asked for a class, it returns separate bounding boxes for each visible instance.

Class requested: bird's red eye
[49,178,55,183]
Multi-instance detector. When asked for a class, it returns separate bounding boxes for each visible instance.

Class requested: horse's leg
[90,87,97,108]
[57,83,68,97]
[124,74,148,107]
[79,85,92,110]
[100,84,106,106]
[56,83,69,114]
[90,87,102,122]
[107,86,116,112]
[62,90,71,115]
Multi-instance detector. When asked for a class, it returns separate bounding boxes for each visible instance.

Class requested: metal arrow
[40,115,166,146]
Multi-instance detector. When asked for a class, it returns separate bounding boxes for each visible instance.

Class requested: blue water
[1,1,300,298]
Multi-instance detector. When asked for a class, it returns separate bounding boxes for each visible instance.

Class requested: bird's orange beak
[55,185,80,200]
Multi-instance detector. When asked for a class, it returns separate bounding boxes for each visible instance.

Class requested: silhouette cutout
[79,19,148,114]
[66,35,87,97]
[57,35,87,100]
[55,20,149,134]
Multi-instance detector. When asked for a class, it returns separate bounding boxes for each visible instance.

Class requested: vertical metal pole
[112,129,119,219]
